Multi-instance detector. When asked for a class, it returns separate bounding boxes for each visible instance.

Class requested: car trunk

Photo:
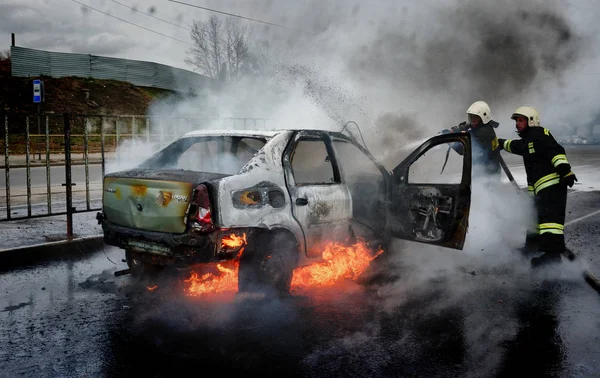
[102,169,229,233]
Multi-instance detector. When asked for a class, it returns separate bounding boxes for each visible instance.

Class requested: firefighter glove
[497,138,506,150]
[562,172,577,188]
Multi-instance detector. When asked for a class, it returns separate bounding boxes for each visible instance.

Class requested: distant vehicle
[96,127,473,294]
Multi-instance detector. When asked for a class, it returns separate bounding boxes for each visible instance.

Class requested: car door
[329,135,390,245]
[389,133,472,250]
[283,131,352,258]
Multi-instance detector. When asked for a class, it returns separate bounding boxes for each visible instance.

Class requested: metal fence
[10,46,216,93]
[1,113,272,237]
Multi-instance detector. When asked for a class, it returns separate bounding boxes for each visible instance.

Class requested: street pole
[37,103,41,160]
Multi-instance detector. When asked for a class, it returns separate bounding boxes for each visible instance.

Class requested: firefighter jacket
[450,120,501,174]
[498,127,574,195]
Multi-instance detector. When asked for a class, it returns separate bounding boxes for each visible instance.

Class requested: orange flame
[183,260,239,296]
[182,239,383,297]
[221,233,247,249]
[147,285,158,291]
[291,240,383,289]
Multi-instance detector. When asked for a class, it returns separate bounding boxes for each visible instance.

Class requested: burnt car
[97,128,472,294]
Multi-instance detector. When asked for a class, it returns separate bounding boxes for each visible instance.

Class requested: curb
[0,235,105,271]
[0,234,104,254]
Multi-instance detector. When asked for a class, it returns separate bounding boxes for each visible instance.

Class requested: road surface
[0,188,599,376]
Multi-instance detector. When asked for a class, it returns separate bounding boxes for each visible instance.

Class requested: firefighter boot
[517,233,539,257]
[531,252,562,268]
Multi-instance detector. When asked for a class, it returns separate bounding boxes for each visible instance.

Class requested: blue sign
[33,79,42,103]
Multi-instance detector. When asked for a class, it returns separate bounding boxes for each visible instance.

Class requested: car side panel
[214,131,307,257]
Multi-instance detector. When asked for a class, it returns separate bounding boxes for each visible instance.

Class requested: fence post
[4,115,10,220]
[84,117,90,211]
[62,114,74,239]
[145,117,150,144]
[100,116,106,178]
[45,116,51,214]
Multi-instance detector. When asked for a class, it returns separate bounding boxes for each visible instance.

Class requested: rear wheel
[238,231,298,296]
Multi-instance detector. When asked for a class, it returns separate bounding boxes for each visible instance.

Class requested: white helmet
[466,101,492,124]
[511,106,540,127]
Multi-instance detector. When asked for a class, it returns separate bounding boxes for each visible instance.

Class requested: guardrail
[1,113,272,238]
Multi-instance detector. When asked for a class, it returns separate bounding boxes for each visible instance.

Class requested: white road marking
[566,209,600,226]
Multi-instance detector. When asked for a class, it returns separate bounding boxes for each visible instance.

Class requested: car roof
[180,129,362,149]
[181,129,284,138]
[181,129,356,139]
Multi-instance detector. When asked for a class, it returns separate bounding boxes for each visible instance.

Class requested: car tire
[238,231,298,296]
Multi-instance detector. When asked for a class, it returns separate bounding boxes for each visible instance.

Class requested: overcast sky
[2,0,600,148]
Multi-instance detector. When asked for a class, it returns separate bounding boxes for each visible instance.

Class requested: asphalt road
[0,144,599,377]
[0,164,104,189]
[0,187,599,377]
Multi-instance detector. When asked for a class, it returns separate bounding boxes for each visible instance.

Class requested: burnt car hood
[102,169,231,233]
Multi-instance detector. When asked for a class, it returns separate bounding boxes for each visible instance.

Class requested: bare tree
[186,16,256,82]
[0,49,11,75]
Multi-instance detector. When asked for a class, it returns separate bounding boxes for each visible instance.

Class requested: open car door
[389,133,472,250]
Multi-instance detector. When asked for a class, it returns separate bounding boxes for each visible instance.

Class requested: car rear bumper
[97,212,250,264]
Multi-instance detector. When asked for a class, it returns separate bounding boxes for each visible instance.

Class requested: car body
[97,127,473,293]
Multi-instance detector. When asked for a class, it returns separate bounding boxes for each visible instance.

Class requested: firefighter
[498,106,577,267]
[442,101,502,177]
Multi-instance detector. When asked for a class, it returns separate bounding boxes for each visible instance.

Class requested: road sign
[33,79,43,103]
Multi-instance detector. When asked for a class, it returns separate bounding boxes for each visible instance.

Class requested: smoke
[121,0,589,297]
[101,2,595,372]
[349,0,582,100]
[105,138,158,173]
[131,0,595,165]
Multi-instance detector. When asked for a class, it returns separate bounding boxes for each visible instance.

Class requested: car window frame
[284,130,341,187]
[138,135,267,173]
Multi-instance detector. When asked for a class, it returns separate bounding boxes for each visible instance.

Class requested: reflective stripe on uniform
[504,140,512,153]
[551,154,569,167]
[527,185,534,193]
[538,223,564,235]
[534,172,560,194]
[492,137,499,150]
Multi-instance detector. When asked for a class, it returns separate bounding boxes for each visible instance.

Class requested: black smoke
[348,0,583,105]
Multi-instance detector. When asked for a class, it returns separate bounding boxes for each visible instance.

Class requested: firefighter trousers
[534,183,568,254]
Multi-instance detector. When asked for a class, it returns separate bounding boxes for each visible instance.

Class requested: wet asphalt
[1,143,600,378]
[0,189,599,378]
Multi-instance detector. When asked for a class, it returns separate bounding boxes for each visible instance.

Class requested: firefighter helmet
[511,106,540,127]
[466,101,492,124]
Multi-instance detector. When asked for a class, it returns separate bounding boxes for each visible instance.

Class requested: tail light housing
[189,184,214,232]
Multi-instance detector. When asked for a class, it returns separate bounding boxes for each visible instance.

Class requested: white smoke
[101,2,597,373]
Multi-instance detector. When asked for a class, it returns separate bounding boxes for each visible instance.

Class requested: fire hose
[564,248,600,294]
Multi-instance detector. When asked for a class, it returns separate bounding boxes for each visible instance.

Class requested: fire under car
[96,127,473,294]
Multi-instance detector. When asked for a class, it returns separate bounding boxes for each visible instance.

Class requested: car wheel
[238,231,298,296]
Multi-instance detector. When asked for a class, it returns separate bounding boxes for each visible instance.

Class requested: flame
[147,285,158,291]
[183,260,239,296]
[291,240,383,289]
[182,239,383,297]
[221,233,247,249]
